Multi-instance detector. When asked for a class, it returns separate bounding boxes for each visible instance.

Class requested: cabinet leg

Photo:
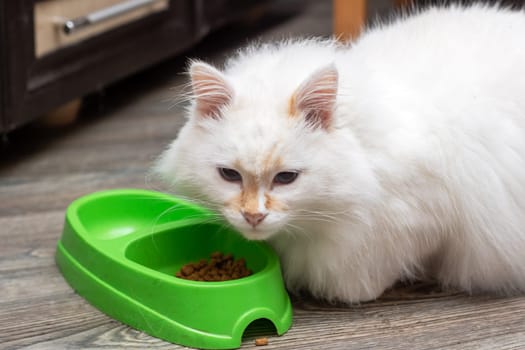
[333,0,367,42]
[41,98,82,127]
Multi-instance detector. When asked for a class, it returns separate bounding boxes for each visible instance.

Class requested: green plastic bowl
[56,189,292,349]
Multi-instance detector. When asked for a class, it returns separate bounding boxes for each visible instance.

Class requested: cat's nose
[242,211,267,228]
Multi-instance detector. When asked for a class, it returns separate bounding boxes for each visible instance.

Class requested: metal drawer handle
[62,0,162,35]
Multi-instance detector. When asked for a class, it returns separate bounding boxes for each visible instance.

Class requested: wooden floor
[1,2,525,349]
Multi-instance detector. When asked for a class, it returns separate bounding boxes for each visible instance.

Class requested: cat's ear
[291,64,338,130]
[189,61,233,119]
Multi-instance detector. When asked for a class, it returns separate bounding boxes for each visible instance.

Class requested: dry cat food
[175,251,252,281]
[254,337,269,346]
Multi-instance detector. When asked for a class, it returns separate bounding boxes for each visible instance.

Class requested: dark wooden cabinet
[0,0,266,133]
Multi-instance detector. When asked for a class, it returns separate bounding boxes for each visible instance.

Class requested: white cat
[155,4,525,303]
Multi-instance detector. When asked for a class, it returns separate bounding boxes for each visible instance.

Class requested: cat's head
[156,60,373,240]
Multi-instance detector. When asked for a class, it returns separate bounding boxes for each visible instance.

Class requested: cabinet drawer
[34,0,169,57]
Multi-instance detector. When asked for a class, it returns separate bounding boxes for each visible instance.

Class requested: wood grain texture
[1,1,524,349]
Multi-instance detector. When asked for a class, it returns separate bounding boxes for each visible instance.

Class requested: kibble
[255,337,269,346]
[175,251,252,282]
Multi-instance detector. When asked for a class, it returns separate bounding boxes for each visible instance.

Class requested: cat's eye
[218,167,242,182]
[273,171,299,185]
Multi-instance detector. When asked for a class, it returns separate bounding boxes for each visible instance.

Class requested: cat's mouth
[229,219,278,241]
[239,228,273,241]
[226,221,274,240]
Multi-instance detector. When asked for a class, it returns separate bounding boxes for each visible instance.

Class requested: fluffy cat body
[156,5,525,303]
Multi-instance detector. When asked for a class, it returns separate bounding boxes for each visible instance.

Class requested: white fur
[156,5,525,303]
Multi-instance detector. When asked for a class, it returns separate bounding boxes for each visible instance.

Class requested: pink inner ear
[294,64,338,129]
[190,62,233,118]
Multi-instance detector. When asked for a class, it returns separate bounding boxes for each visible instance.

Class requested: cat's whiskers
[145,199,226,251]
[144,171,169,193]
[164,80,194,110]
[291,209,348,222]
[288,207,369,229]
[282,222,305,238]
